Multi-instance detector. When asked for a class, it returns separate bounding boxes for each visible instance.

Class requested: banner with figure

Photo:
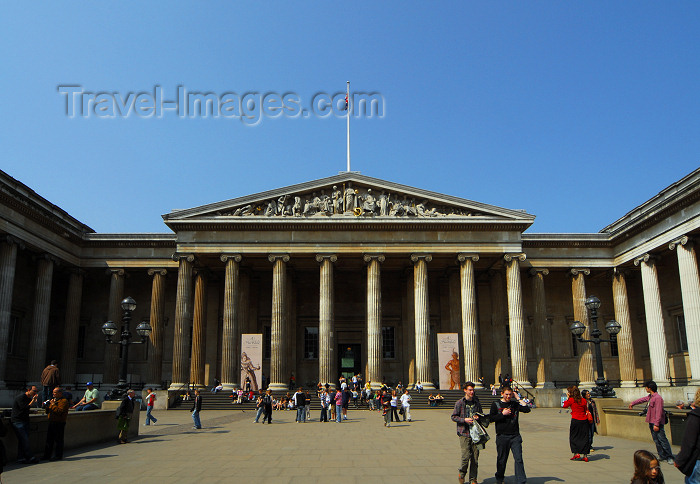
[241,334,263,392]
[438,333,460,390]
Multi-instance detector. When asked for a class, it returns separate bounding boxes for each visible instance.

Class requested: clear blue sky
[1,2,698,234]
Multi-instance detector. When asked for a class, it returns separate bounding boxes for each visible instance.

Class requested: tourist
[429,394,437,407]
[562,386,590,462]
[416,381,423,393]
[452,382,484,484]
[116,389,136,443]
[253,390,264,423]
[581,390,599,451]
[42,387,69,460]
[40,360,60,404]
[342,386,351,420]
[629,381,675,465]
[211,382,223,393]
[320,389,330,422]
[489,385,531,484]
[293,387,306,423]
[190,389,202,430]
[11,385,38,464]
[262,389,273,424]
[390,390,400,422]
[144,388,158,426]
[400,389,412,422]
[674,387,700,481]
[435,393,445,406]
[631,449,665,484]
[334,387,343,423]
[71,381,100,411]
[381,390,392,427]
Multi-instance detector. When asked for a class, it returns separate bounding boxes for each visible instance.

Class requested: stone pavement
[1,407,685,483]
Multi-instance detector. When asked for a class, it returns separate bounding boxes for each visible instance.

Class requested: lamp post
[102,296,152,399]
[569,295,622,398]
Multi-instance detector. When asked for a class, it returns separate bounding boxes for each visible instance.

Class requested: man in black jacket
[674,388,700,479]
[116,389,136,444]
[191,389,202,429]
[11,385,39,463]
[489,386,531,484]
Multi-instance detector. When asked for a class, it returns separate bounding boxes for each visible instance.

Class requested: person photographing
[489,386,531,484]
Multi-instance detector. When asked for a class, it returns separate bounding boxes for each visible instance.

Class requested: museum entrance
[338,343,361,381]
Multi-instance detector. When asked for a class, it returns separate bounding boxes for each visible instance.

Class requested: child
[630,450,664,484]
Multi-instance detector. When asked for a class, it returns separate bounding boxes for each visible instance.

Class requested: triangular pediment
[163,173,535,225]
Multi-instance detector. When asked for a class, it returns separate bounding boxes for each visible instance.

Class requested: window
[7,315,19,355]
[263,326,271,360]
[77,326,86,359]
[304,327,319,359]
[676,315,688,352]
[610,333,619,357]
[382,326,395,359]
[571,332,579,357]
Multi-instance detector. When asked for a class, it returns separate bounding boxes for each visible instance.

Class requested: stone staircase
[171,388,503,412]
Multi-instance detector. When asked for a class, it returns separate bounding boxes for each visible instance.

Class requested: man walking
[11,385,39,463]
[191,389,202,429]
[40,360,60,404]
[253,390,265,423]
[43,387,69,460]
[400,388,412,422]
[489,386,531,484]
[144,388,157,426]
[262,389,273,424]
[116,389,136,443]
[294,387,307,423]
[451,382,484,484]
[629,380,674,464]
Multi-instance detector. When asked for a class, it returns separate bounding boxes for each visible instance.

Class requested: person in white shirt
[400,389,412,422]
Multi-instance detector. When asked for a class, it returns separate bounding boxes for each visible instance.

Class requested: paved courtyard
[1,407,685,483]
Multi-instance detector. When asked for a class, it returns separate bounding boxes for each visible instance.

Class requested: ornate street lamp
[569,295,621,398]
[102,296,152,399]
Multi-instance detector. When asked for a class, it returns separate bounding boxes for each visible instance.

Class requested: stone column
[169,254,195,390]
[60,269,84,386]
[530,268,554,388]
[146,268,167,388]
[221,254,242,390]
[669,236,700,384]
[458,253,479,384]
[189,270,208,387]
[489,269,510,383]
[364,254,384,389]
[317,254,337,388]
[268,254,290,391]
[27,255,55,385]
[504,254,530,388]
[0,237,20,388]
[103,269,124,384]
[569,268,595,387]
[612,268,637,387]
[412,254,434,390]
[634,254,671,386]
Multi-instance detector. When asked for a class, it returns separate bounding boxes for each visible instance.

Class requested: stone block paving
[2,408,685,483]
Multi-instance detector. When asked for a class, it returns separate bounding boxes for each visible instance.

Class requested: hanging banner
[241,334,263,392]
[438,333,460,390]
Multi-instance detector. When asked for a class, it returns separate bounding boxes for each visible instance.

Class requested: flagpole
[346,80,350,172]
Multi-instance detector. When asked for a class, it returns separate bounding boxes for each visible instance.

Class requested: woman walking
[390,390,400,422]
[562,386,591,462]
[581,390,600,451]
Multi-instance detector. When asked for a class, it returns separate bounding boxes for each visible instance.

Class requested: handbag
[469,421,490,448]
[585,409,593,423]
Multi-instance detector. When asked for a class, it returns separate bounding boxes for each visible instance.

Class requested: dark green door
[338,344,361,381]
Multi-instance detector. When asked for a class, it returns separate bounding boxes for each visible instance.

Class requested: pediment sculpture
[220,183,482,218]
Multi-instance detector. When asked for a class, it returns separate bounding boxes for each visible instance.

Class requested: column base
[620,380,638,388]
[221,383,240,391]
[168,382,188,391]
[535,381,555,389]
[689,379,700,386]
[421,383,436,390]
[578,381,595,388]
[144,383,165,390]
[656,380,671,387]
[267,383,289,392]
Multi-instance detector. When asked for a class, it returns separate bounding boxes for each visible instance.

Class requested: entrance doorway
[338,343,361,381]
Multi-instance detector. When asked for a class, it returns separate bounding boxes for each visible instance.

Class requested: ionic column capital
[268,254,290,263]
[315,254,338,263]
[568,268,590,277]
[363,254,385,263]
[147,268,168,277]
[504,253,526,263]
[106,268,125,276]
[410,253,432,263]
[220,253,242,263]
[35,253,59,266]
[669,235,691,251]
[172,253,195,263]
[0,235,25,250]
[529,268,549,276]
[634,253,655,266]
[457,253,479,263]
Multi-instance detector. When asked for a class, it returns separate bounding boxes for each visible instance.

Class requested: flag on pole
[343,93,348,111]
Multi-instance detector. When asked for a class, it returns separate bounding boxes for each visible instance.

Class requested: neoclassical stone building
[0,168,698,402]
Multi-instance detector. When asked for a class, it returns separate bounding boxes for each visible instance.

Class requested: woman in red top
[562,386,591,461]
